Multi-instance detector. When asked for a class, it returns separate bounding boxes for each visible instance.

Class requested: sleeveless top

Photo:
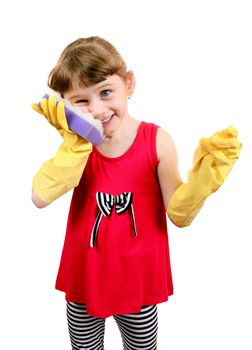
[55,121,173,318]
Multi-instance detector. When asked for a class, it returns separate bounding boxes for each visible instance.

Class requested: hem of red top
[56,286,173,318]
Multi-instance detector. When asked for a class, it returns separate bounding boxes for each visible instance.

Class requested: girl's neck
[96,117,141,158]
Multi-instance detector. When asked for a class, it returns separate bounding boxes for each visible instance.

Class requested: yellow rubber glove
[167,126,242,227]
[32,96,92,204]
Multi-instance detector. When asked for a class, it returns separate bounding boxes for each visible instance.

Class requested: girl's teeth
[102,115,112,123]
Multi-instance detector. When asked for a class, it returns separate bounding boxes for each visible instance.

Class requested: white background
[1,0,251,349]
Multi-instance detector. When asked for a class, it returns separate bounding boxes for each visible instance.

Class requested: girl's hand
[31,95,93,205]
[32,94,103,146]
[167,126,242,227]
[198,126,242,183]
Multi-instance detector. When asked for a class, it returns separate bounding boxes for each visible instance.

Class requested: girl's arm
[156,128,183,209]
[32,189,49,208]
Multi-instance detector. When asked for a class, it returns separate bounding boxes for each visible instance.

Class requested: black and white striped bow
[90,192,137,248]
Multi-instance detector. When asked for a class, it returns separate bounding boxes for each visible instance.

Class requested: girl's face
[64,72,135,138]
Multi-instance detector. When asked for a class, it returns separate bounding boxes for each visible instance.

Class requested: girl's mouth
[102,114,115,126]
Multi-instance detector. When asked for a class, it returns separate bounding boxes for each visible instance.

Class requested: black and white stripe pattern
[114,305,158,350]
[66,302,158,350]
[90,192,137,248]
[67,302,105,350]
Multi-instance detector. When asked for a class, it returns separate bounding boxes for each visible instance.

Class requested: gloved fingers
[40,98,53,124]
[212,135,240,149]
[201,135,241,150]
[214,125,238,138]
[212,136,242,159]
[210,126,238,145]
[31,102,44,116]
[200,138,241,163]
[207,125,237,140]
[200,125,242,159]
[224,146,242,160]
[57,101,70,131]
[47,95,59,127]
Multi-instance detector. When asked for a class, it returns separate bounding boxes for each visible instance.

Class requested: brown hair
[48,36,127,94]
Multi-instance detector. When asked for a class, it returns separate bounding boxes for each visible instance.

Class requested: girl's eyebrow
[96,83,114,90]
[66,94,85,100]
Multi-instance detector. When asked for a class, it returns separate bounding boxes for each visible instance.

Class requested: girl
[32,36,241,350]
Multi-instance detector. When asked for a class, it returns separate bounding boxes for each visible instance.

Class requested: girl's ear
[126,70,136,97]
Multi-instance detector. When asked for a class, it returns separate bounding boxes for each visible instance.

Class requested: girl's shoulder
[155,127,178,162]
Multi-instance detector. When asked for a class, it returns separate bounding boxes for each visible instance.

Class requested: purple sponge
[39,94,104,146]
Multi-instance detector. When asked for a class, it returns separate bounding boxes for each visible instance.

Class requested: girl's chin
[102,115,119,135]
[103,127,115,139]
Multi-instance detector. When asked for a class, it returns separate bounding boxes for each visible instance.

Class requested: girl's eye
[101,90,111,97]
[74,99,88,105]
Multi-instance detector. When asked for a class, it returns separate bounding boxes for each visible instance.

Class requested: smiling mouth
[101,114,114,124]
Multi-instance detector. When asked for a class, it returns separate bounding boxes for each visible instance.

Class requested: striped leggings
[66,302,158,350]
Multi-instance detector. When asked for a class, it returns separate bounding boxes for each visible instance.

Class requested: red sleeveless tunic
[55,122,173,318]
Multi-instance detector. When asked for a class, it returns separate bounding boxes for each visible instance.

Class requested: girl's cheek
[78,106,89,113]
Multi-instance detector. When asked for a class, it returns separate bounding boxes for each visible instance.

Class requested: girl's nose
[87,101,105,119]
